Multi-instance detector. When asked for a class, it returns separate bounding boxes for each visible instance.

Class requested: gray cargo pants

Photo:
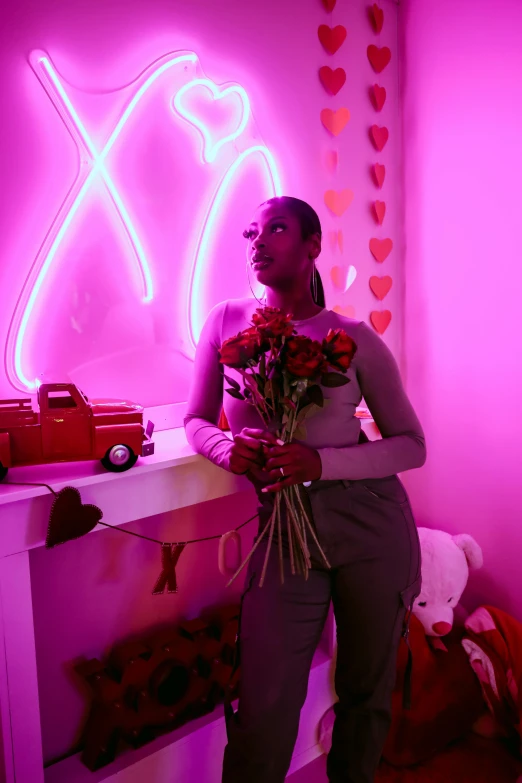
[222,475,421,783]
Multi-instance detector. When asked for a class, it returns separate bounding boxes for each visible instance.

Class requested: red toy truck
[0,383,154,482]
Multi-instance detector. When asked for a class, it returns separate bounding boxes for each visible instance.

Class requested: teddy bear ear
[452,534,483,570]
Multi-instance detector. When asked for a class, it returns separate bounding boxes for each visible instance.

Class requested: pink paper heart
[331,265,357,292]
[324,189,354,216]
[370,310,392,334]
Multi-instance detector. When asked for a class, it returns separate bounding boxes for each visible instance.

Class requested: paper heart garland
[333,304,356,318]
[46,486,103,548]
[367,45,391,73]
[370,84,386,111]
[321,107,350,136]
[372,163,386,188]
[370,125,389,151]
[318,24,347,55]
[325,150,339,173]
[319,66,346,96]
[324,189,354,216]
[331,265,357,292]
[369,275,393,300]
[370,238,393,262]
[373,200,386,224]
[322,0,336,10]
[329,230,344,253]
[369,3,384,33]
[370,310,392,334]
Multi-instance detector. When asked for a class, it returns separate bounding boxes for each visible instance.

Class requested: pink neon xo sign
[5,50,282,393]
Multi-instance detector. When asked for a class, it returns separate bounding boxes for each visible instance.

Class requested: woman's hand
[261,442,322,492]
[229,428,278,476]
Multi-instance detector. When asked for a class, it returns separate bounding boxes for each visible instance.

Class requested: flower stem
[226,511,274,587]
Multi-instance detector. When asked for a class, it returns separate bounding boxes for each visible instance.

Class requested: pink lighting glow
[6,50,282,392]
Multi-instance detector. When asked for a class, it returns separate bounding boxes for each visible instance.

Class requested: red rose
[252,306,294,340]
[219,328,261,368]
[322,329,357,372]
[284,335,328,378]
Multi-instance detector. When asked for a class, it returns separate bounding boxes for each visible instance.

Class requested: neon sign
[5,50,282,393]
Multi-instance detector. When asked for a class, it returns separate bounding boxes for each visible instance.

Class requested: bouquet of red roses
[219,306,357,586]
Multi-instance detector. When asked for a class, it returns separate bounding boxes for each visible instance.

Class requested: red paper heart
[373,200,386,224]
[338,229,344,253]
[325,150,339,173]
[324,189,354,216]
[369,4,384,34]
[367,45,391,73]
[322,0,336,10]
[319,66,346,96]
[370,84,386,111]
[333,304,356,318]
[369,237,393,262]
[320,107,350,136]
[318,24,347,55]
[46,487,103,548]
[370,125,389,151]
[369,275,393,300]
[370,310,392,334]
[372,163,386,188]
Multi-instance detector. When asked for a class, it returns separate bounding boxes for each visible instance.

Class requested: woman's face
[244,203,320,290]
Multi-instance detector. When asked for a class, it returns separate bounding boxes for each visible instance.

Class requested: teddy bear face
[413,528,483,637]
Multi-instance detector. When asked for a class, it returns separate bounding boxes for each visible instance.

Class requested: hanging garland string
[3,480,258,594]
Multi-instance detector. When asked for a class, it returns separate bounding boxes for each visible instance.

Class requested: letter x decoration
[5,50,283,393]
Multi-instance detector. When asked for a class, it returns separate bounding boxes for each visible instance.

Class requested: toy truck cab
[0,383,154,482]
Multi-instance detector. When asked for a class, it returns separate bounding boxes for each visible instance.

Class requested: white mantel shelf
[0,428,333,783]
[0,428,249,558]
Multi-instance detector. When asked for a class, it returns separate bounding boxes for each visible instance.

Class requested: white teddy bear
[412,527,483,638]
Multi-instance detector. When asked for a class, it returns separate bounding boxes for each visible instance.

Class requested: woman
[184,196,425,783]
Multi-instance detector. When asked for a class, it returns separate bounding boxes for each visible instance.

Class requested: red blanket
[462,605,522,743]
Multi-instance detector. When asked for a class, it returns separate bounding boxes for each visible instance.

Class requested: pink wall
[400,0,522,617]
[0,0,402,407]
[0,0,402,767]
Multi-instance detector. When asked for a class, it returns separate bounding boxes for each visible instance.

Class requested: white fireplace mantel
[0,428,334,783]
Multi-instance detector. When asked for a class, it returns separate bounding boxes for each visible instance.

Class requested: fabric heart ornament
[325,150,339,173]
[367,45,391,74]
[373,200,386,225]
[320,107,350,136]
[318,24,347,55]
[331,265,357,292]
[369,275,393,300]
[369,3,384,33]
[370,310,392,334]
[370,238,393,262]
[324,189,354,216]
[370,84,386,111]
[372,163,386,188]
[322,0,336,10]
[319,66,346,96]
[370,125,389,151]
[333,304,356,318]
[46,487,103,548]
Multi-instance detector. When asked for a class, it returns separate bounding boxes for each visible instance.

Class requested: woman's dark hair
[261,196,326,307]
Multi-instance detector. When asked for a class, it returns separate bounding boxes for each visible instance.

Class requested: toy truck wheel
[0,463,8,482]
[101,444,138,473]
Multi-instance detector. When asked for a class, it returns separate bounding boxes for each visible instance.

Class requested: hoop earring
[246,258,266,306]
[312,264,318,303]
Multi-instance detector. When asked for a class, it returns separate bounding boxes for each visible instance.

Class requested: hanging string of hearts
[367,3,393,335]
[3,480,257,596]
[318,0,356,318]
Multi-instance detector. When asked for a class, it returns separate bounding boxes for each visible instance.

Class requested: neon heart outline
[173,79,250,163]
